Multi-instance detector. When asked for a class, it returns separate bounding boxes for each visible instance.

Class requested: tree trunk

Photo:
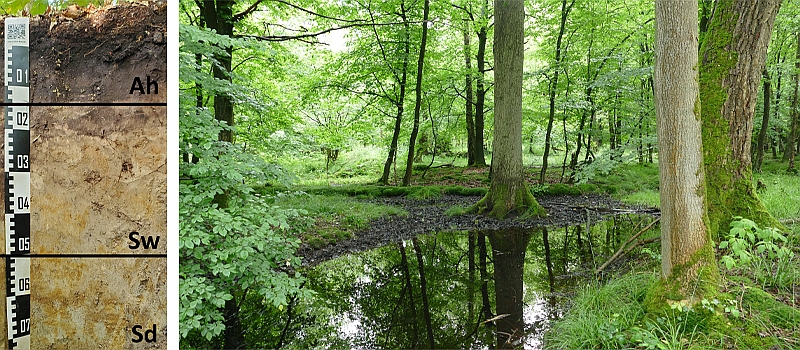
[403,0,430,186]
[203,2,241,347]
[788,34,800,172]
[754,69,771,172]
[474,0,545,219]
[541,0,573,185]
[380,8,411,185]
[649,0,718,307]
[699,0,784,237]
[464,22,477,166]
[473,0,488,167]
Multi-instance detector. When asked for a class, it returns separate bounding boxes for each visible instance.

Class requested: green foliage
[179,22,311,342]
[718,217,793,270]
[587,162,660,197]
[1,0,109,16]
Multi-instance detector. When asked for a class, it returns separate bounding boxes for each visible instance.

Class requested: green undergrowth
[273,194,406,249]
[546,215,800,349]
[754,159,800,221]
[546,270,800,349]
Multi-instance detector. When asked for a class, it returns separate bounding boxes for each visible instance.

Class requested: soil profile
[0,2,166,348]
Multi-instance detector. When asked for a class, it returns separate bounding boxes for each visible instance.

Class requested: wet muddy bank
[300,194,659,265]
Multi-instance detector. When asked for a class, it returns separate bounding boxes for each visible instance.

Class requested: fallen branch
[595,217,660,274]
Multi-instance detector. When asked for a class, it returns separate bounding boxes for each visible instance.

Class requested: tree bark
[474,0,545,219]
[650,0,718,305]
[699,0,784,237]
[403,0,430,186]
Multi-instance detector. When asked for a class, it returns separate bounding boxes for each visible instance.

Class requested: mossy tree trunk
[474,0,545,219]
[648,0,719,308]
[699,0,784,238]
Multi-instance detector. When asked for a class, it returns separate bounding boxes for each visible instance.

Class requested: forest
[179,0,800,348]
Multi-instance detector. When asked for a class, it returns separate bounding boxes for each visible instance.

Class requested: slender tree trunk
[474,0,545,218]
[541,0,573,185]
[755,69,771,172]
[788,34,800,172]
[403,0,430,186]
[464,23,477,166]
[474,4,488,167]
[203,2,242,347]
[699,0,784,237]
[649,0,718,306]
[380,8,411,185]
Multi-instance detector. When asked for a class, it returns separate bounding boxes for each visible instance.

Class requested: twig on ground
[595,217,660,274]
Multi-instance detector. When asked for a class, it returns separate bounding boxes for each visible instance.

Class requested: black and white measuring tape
[4,17,30,350]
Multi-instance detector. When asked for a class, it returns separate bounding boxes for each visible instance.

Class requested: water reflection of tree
[489,229,533,348]
[247,215,656,349]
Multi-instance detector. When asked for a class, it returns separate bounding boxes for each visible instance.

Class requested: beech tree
[649,0,718,305]
[699,0,784,237]
[474,0,545,218]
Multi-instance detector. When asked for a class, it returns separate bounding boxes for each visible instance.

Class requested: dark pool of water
[274,214,658,349]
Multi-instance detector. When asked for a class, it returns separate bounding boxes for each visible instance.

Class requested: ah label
[129,76,158,94]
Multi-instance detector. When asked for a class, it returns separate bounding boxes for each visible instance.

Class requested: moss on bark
[699,0,785,239]
[472,182,546,219]
[644,241,720,313]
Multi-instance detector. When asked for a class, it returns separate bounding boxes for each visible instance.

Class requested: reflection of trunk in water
[398,241,420,347]
[489,229,533,349]
[543,228,558,321]
[543,227,555,293]
[412,237,436,349]
[479,232,493,324]
[468,231,476,329]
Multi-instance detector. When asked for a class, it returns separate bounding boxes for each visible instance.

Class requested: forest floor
[299,192,657,265]
[287,163,660,265]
